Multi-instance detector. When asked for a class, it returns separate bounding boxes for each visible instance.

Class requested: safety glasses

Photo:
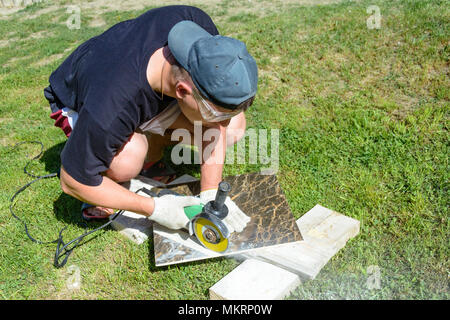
[192,88,242,122]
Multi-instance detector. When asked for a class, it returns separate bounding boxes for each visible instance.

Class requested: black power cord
[8,141,130,268]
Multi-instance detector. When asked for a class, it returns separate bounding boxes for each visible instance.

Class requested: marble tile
[153,172,303,267]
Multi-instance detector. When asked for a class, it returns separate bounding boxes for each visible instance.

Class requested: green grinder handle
[184,204,204,220]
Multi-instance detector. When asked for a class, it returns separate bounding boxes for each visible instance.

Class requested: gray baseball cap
[168,20,258,110]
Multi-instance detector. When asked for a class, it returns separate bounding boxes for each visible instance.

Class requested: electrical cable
[8,141,147,268]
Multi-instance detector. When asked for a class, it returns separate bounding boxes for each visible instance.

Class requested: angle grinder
[183,181,231,253]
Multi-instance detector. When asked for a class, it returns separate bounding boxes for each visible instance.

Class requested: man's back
[45,5,219,186]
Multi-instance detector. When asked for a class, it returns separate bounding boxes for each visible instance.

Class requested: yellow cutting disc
[193,217,229,253]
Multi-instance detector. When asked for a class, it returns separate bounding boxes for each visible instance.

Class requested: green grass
[0,0,448,299]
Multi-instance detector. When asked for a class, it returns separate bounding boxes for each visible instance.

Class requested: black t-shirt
[46,5,219,186]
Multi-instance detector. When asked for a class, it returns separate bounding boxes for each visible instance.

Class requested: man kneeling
[44,5,258,233]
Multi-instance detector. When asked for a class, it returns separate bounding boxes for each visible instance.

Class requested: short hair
[170,62,254,112]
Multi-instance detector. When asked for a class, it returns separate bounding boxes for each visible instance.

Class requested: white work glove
[200,189,251,233]
[149,194,203,230]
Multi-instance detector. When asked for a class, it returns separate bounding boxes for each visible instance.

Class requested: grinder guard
[185,181,232,252]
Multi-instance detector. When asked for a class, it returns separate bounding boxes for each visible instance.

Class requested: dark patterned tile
[153,173,303,266]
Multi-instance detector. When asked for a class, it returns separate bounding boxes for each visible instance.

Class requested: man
[44,5,258,233]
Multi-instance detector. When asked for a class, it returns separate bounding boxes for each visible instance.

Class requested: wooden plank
[231,204,360,279]
[109,176,157,244]
[209,259,301,300]
[110,210,153,245]
[296,204,335,234]
[209,205,359,299]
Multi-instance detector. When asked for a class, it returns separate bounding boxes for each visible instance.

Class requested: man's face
[176,85,236,128]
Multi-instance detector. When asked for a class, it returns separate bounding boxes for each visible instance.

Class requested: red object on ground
[50,109,72,138]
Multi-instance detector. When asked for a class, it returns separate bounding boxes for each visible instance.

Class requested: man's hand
[200,189,251,233]
[149,194,203,230]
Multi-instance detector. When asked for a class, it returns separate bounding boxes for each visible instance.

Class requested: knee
[226,112,246,147]
[106,132,148,182]
[106,166,140,183]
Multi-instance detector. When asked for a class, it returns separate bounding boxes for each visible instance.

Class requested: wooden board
[209,205,360,299]
[209,259,301,300]
[231,204,360,279]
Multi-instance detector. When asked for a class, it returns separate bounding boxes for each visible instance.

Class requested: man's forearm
[200,125,227,191]
[59,166,155,216]
[200,160,224,191]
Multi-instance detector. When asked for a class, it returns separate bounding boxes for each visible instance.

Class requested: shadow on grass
[38,141,65,175]
[161,145,201,179]
[38,141,94,227]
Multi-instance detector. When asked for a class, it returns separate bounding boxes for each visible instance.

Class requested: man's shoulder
[144,5,212,18]
[138,5,217,31]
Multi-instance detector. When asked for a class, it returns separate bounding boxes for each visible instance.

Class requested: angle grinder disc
[192,216,229,253]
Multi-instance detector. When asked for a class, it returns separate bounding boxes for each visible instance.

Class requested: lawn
[0,0,448,299]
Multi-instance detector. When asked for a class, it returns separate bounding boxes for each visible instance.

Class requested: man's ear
[175,81,192,100]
